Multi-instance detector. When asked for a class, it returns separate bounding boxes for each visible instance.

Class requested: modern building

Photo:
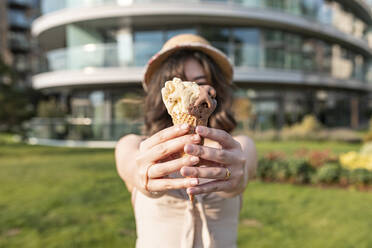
[30,0,372,145]
[0,0,39,87]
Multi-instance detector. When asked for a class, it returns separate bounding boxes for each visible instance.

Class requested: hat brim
[142,42,233,92]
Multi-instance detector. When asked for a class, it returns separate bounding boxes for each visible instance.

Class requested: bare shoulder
[233,135,257,179]
[115,134,143,154]
[233,135,255,150]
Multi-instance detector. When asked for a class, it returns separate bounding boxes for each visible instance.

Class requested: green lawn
[1,140,371,248]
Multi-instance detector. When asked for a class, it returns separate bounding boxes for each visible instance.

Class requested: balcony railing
[40,41,163,72]
[8,35,30,51]
[40,0,369,43]
[38,41,369,84]
[8,11,31,29]
[27,117,143,141]
[8,0,34,7]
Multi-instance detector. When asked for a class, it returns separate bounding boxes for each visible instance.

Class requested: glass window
[300,0,322,19]
[42,0,66,14]
[302,39,317,71]
[367,61,372,84]
[263,30,285,69]
[318,0,333,24]
[233,28,260,67]
[134,30,163,66]
[233,0,261,8]
[353,54,364,82]
[166,28,196,40]
[199,27,230,56]
[265,0,285,10]
[284,33,302,70]
[8,9,30,28]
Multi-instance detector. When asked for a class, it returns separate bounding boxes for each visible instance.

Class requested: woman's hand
[180,126,251,198]
[135,124,201,197]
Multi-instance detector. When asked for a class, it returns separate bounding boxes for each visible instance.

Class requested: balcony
[27,117,143,142]
[8,0,34,8]
[8,33,30,52]
[8,10,31,29]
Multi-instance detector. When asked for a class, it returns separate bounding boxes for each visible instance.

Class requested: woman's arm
[115,124,202,197]
[115,134,142,193]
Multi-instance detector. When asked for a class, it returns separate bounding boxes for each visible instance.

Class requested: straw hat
[142,34,233,92]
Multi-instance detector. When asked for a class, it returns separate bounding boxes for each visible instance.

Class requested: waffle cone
[171,113,207,128]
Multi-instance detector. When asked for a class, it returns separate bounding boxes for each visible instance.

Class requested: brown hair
[144,50,236,136]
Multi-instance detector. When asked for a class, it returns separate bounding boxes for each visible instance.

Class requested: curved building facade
[30,0,372,143]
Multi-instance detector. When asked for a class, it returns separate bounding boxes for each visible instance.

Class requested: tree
[0,59,39,133]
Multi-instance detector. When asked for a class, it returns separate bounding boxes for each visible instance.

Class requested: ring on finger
[144,164,153,192]
[224,167,231,181]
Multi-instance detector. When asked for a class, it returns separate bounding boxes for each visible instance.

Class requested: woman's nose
[201,85,216,99]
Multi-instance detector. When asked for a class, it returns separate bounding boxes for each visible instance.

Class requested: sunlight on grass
[0,141,370,247]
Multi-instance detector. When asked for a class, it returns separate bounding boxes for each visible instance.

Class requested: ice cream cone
[161,77,216,202]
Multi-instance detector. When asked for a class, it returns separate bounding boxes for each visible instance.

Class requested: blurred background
[1,0,372,247]
[1,0,372,144]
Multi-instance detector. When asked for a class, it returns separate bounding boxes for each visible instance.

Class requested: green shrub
[363,117,372,143]
[271,161,290,181]
[360,142,372,155]
[349,169,372,185]
[257,158,272,180]
[315,163,341,184]
[257,158,290,181]
[281,115,323,141]
[287,159,314,184]
[339,168,350,186]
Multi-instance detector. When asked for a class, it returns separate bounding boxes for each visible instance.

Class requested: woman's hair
[144,49,236,136]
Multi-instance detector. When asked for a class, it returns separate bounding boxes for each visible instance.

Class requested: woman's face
[183,57,217,100]
[184,58,209,86]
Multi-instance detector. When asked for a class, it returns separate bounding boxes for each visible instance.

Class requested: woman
[115,34,257,248]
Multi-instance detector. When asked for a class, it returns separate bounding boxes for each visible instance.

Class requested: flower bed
[257,148,372,189]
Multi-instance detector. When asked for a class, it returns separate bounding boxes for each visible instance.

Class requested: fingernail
[190,156,199,164]
[190,179,198,186]
[181,123,189,130]
[187,187,198,194]
[185,144,194,153]
[196,126,205,134]
[192,134,200,142]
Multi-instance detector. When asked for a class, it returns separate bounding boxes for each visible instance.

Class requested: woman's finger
[145,134,201,162]
[186,180,232,196]
[140,124,190,151]
[147,178,199,192]
[148,155,199,178]
[180,166,228,180]
[184,144,243,165]
[195,126,239,149]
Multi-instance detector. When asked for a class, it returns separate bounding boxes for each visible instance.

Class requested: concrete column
[0,1,12,66]
[351,96,359,129]
[103,91,112,140]
[117,27,133,66]
[277,94,285,129]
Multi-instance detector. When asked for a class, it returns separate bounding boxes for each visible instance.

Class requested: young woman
[115,34,257,248]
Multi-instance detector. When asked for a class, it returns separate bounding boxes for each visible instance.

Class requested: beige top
[133,187,241,248]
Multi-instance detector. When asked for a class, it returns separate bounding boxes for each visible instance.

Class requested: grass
[0,137,371,248]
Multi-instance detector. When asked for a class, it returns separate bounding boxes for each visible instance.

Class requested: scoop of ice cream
[189,85,217,120]
[161,77,217,126]
[161,77,200,115]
